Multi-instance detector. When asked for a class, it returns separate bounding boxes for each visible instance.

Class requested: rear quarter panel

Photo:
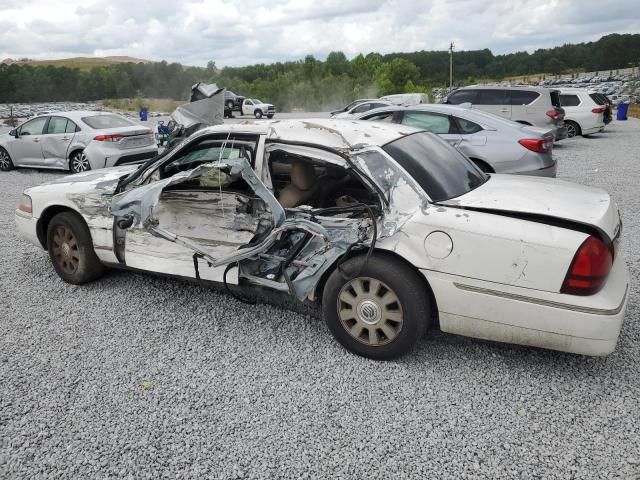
[377,205,586,293]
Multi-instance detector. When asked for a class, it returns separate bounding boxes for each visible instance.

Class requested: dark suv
[224,91,245,117]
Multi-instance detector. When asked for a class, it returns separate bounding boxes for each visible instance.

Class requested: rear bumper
[84,143,158,170]
[422,251,629,356]
[517,160,557,178]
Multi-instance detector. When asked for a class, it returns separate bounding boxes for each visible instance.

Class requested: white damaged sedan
[15,120,629,360]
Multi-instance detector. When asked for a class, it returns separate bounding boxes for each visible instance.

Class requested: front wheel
[70,151,91,173]
[267,114,274,119]
[47,212,104,284]
[0,147,14,171]
[322,254,431,360]
[254,110,263,119]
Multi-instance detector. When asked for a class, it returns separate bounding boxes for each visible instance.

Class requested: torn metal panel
[111,157,286,230]
[170,82,225,129]
[351,148,427,238]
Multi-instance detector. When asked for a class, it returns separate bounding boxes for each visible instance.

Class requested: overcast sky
[1,0,639,67]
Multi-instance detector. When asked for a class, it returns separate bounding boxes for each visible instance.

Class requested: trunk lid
[440,175,620,240]
[94,126,156,149]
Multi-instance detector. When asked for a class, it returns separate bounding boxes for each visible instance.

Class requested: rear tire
[565,120,581,138]
[47,212,104,284]
[0,147,14,171]
[70,151,91,173]
[322,254,431,360]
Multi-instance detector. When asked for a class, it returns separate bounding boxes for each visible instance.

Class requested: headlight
[17,194,32,215]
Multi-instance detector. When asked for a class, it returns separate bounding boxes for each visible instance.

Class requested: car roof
[459,85,553,92]
[558,88,591,93]
[41,111,121,121]
[355,103,518,128]
[201,118,422,149]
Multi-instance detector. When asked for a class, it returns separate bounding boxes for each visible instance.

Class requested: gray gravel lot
[1,118,639,479]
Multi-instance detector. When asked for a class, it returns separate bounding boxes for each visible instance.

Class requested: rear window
[511,90,540,105]
[550,91,562,108]
[560,94,581,107]
[81,114,138,129]
[382,132,486,202]
[589,93,608,105]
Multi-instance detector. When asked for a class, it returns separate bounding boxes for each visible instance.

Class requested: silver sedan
[355,104,557,176]
[0,111,158,174]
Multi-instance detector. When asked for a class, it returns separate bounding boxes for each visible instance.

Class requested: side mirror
[9,129,17,137]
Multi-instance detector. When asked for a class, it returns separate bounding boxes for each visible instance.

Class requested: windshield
[253,99,263,104]
[381,132,487,202]
[82,114,138,129]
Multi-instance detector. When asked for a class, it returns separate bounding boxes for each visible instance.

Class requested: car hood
[440,174,620,240]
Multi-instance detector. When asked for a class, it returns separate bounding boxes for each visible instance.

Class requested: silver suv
[445,86,568,140]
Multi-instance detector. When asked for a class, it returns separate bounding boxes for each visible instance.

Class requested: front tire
[565,120,581,138]
[70,151,91,173]
[0,147,14,171]
[322,254,431,360]
[47,212,104,284]
[254,110,263,119]
[267,114,274,119]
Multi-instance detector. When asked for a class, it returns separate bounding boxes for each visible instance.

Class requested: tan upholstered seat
[278,161,317,208]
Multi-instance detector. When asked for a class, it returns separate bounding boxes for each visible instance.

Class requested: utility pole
[449,42,455,91]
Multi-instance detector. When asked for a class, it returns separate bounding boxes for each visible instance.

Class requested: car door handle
[60,137,70,141]
[32,138,40,143]
[500,108,510,112]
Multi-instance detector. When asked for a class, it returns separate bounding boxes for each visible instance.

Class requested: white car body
[15,120,629,357]
[331,101,392,118]
[241,99,276,118]
[379,93,429,105]
[559,89,607,136]
[0,111,157,173]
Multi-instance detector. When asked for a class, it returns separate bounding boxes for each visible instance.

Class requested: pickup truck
[240,98,276,119]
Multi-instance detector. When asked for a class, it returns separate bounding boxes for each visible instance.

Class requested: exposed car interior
[266,149,377,210]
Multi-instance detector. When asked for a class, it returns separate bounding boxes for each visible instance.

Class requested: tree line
[1,33,638,111]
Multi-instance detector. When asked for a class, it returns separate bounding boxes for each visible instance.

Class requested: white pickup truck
[240,99,276,119]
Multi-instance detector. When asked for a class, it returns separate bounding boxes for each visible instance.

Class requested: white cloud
[0,0,638,66]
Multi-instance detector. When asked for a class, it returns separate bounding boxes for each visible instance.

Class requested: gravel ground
[1,119,639,479]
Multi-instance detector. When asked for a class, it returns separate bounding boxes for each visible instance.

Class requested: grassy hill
[1,56,152,70]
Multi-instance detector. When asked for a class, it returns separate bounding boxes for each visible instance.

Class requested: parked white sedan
[15,120,629,359]
[0,111,158,174]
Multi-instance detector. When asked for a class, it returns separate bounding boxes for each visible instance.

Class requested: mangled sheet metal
[170,82,225,129]
[110,157,373,299]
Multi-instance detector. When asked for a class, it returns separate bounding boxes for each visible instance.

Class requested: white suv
[559,89,612,137]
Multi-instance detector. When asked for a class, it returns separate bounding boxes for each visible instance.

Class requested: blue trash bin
[139,109,148,121]
[616,103,629,121]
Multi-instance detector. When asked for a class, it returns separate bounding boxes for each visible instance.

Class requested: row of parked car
[325,84,614,179]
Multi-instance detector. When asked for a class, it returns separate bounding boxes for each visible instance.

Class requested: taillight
[546,109,564,120]
[94,134,124,142]
[518,138,553,154]
[561,236,612,296]
[591,107,604,114]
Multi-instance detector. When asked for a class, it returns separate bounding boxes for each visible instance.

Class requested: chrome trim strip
[453,283,628,316]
